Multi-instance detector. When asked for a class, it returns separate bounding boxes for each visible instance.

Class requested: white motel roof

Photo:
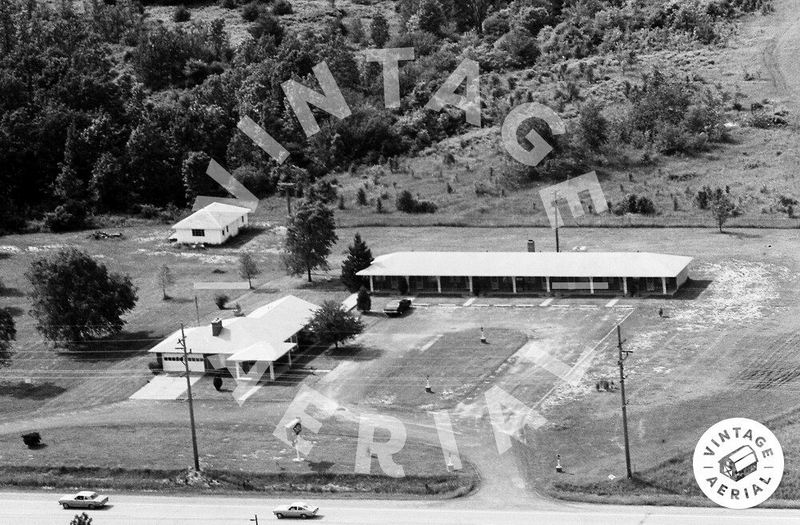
[149,295,318,363]
[356,252,693,279]
[172,202,251,231]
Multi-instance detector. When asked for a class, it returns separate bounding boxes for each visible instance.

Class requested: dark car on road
[384,298,412,316]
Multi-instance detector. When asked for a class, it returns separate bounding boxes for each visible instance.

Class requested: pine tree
[340,233,374,292]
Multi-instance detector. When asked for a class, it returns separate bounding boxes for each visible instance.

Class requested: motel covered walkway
[357,251,693,297]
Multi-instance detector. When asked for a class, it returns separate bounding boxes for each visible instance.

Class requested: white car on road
[273,501,319,519]
[58,491,109,509]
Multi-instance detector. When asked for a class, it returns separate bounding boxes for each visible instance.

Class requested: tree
[239,253,261,288]
[357,187,368,206]
[283,200,338,282]
[156,264,175,300]
[340,233,374,292]
[70,513,92,525]
[356,286,371,312]
[307,300,364,348]
[26,248,138,347]
[371,11,389,47]
[0,308,15,366]
[577,99,608,152]
[710,191,736,232]
[417,0,445,35]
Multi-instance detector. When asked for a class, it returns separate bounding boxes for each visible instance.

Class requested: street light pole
[553,190,560,252]
[617,324,633,479]
[177,324,201,471]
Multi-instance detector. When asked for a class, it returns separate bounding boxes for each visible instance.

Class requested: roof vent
[211,318,223,337]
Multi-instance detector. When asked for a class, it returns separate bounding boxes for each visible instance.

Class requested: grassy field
[353,328,528,410]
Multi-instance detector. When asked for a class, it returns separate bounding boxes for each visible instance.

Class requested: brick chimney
[211,318,223,337]
[527,240,536,252]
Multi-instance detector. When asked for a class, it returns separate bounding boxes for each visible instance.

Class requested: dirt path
[762,0,800,107]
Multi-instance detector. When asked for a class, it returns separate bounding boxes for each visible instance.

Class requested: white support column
[269,362,275,381]
[437,276,442,294]
[288,348,292,366]
[623,277,628,295]
[369,275,374,293]
[589,277,594,295]
[468,276,473,294]
[546,276,551,293]
[512,277,517,294]
[661,277,667,295]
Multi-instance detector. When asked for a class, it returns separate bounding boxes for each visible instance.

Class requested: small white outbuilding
[171,202,251,245]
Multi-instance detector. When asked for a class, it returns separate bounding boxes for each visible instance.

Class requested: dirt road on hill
[762,0,800,107]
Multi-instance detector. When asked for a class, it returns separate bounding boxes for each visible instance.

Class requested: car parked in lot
[384,298,412,316]
[273,501,319,519]
[58,491,109,509]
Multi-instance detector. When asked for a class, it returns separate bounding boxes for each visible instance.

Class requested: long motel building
[357,251,692,297]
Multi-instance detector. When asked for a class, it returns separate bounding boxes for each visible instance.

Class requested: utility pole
[177,324,201,471]
[249,515,259,525]
[617,324,633,479]
[278,182,295,216]
[552,190,560,252]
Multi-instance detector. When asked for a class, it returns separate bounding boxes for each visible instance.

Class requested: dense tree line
[0,0,771,233]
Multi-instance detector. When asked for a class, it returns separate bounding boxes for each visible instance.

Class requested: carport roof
[356,252,692,278]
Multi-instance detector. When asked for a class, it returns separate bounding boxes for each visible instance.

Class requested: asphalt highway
[3,491,800,525]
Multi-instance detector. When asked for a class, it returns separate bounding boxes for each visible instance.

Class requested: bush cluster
[396,190,437,214]
[612,194,656,216]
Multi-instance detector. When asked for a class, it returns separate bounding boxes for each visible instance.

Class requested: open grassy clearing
[146,0,400,48]
[504,229,800,505]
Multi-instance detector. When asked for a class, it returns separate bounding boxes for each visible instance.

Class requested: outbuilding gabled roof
[173,202,251,231]
[356,252,693,278]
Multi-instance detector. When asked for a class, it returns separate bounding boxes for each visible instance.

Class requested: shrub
[396,190,437,214]
[220,0,236,8]
[22,432,41,448]
[483,11,509,38]
[250,12,284,43]
[242,1,260,22]
[173,5,190,22]
[214,294,229,309]
[356,287,371,311]
[612,194,657,216]
[272,0,292,15]
[357,187,368,206]
[44,201,88,232]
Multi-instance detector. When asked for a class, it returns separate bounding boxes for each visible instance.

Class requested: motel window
[491,277,499,290]
[191,229,205,237]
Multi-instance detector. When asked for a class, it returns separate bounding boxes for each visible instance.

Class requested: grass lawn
[0,419,477,497]
[356,329,528,411]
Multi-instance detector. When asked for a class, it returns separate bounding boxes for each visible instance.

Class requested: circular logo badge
[693,418,783,509]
